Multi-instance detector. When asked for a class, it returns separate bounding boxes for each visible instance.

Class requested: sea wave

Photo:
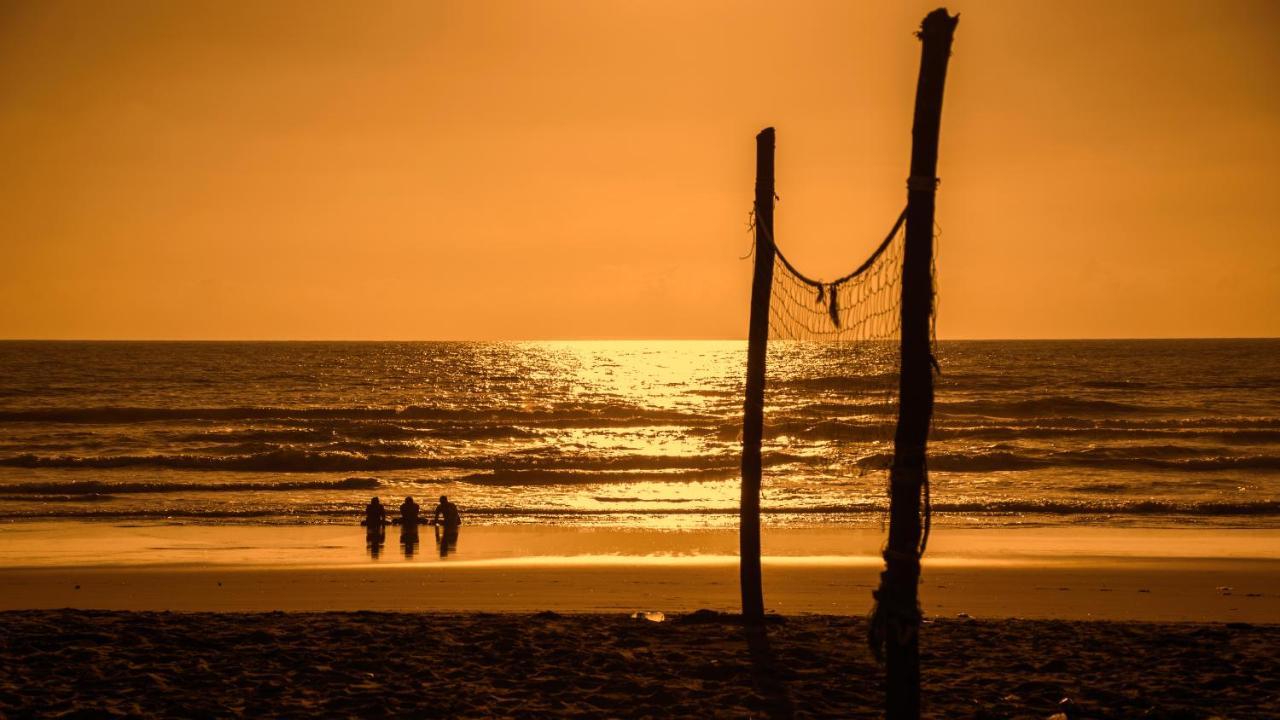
[755,420,1280,444]
[4,442,1276,475]
[0,450,808,473]
[930,425,1280,443]
[0,477,380,495]
[932,416,1280,430]
[591,496,700,503]
[853,449,1280,473]
[0,494,118,502]
[0,405,717,428]
[1,499,1277,522]
[929,499,1280,516]
[770,374,898,393]
[455,468,738,485]
[172,428,334,444]
[934,396,1190,418]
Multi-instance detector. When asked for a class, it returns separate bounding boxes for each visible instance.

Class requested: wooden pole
[881,9,957,720]
[740,126,775,624]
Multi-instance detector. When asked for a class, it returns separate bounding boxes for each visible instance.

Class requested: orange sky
[1,0,1277,340]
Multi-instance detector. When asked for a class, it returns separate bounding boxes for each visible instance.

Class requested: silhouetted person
[400,495,421,530]
[365,496,388,534]
[364,496,387,558]
[399,496,420,556]
[432,495,461,528]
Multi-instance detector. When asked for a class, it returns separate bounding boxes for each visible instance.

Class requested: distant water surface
[0,340,1276,528]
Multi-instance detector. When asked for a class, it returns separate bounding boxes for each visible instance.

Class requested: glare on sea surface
[526,340,742,411]
[476,340,895,521]
[500,341,745,512]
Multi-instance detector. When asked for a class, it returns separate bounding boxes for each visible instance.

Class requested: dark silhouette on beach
[399,496,420,558]
[364,496,387,559]
[432,495,461,527]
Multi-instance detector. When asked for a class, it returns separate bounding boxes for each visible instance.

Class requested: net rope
[752,205,907,487]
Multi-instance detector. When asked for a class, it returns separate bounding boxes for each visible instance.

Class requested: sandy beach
[1,610,1276,719]
[1,522,1277,716]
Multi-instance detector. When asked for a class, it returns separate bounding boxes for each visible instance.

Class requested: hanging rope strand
[758,206,908,294]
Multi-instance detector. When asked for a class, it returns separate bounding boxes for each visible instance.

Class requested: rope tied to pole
[868,457,932,662]
[906,175,940,193]
[867,553,923,662]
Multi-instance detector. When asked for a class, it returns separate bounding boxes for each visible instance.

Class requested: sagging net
[768,209,906,343]
[756,207,909,486]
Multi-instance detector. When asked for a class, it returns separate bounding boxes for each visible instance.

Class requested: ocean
[0,339,1276,528]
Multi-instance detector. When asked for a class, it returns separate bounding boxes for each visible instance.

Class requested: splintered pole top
[918,8,959,39]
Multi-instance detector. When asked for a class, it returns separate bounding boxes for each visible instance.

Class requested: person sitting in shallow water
[364,496,387,542]
[399,496,420,543]
[432,495,461,527]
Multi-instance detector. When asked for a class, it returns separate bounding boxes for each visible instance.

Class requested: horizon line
[1,336,1277,343]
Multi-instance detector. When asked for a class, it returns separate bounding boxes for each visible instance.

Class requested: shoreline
[5,521,1279,566]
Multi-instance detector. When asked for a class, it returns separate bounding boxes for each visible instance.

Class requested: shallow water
[1,339,1276,528]
[5,522,1278,569]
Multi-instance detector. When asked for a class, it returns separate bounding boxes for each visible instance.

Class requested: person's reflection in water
[434,522,460,558]
[399,496,420,559]
[364,496,387,560]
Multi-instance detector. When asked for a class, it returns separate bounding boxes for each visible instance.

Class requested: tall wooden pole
[881,9,957,720]
[740,127,775,624]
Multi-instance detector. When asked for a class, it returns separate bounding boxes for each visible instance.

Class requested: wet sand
[3,559,1279,623]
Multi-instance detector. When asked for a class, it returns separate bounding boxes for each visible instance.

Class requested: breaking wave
[851,449,1280,473]
[1,477,380,495]
[0,499,1276,523]
[0,405,715,427]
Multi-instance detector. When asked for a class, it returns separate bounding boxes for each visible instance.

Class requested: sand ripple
[0,611,1276,718]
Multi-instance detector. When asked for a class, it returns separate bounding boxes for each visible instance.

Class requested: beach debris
[956,612,971,619]
[676,609,730,624]
[674,609,786,625]
[630,611,665,623]
[74,584,80,590]
[1216,586,1233,595]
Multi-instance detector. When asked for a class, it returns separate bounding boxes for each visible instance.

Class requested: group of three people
[364,494,460,542]
[360,497,460,558]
